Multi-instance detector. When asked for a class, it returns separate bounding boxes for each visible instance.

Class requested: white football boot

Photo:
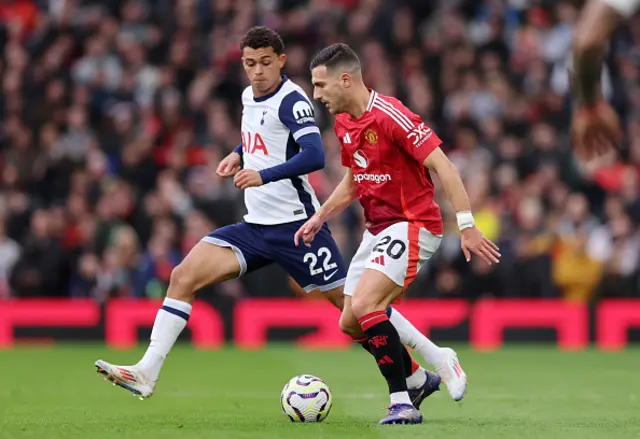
[95,360,155,400]
[434,348,467,401]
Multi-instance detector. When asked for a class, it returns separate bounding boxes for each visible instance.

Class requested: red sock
[358,311,408,395]
[353,336,367,345]
[353,336,419,377]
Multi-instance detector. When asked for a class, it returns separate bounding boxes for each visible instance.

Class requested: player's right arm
[216,143,243,178]
[316,167,357,222]
[294,167,356,247]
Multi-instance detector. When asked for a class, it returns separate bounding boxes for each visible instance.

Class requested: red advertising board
[0,298,638,350]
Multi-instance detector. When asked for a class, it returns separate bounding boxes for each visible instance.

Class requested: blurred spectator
[0,215,21,299]
[553,224,603,302]
[511,196,555,298]
[0,0,639,302]
[10,209,68,297]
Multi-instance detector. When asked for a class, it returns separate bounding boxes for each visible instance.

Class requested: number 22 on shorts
[304,247,338,280]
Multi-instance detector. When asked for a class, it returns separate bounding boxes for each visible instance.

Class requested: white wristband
[456,211,475,231]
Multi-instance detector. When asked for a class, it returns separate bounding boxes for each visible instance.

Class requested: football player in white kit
[95,27,465,404]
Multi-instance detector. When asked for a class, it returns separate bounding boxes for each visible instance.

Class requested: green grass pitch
[1,345,638,439]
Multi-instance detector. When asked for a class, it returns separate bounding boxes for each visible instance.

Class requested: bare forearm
[573,48,604,107]
[438,162,471,213]
[423,148,471,213]
[317,171,356,221]
[572,0,622,106]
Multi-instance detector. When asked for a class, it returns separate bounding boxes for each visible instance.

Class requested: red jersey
[335,90,443,235]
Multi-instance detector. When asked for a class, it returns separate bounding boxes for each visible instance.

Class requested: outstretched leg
[136,242,242,379]
[95,241,244,398]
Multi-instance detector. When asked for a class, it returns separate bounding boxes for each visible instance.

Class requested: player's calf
[340,295,438,398]
[95,241,242,395]
[341,307,422,380]
[352,269,416,411]
[358,310,411,405]
[138,242,241,379]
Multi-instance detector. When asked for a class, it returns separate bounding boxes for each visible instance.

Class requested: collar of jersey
[347,88,376,121]
[253,76,289,102]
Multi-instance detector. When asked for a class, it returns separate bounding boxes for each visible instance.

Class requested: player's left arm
[383,103,500,264]
[236,92,325,189]
[217,143,243,178]
[423,148,500,265]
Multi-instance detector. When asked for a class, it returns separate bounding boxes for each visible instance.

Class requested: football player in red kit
[295,43,501,425]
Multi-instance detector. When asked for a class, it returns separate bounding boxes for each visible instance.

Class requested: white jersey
[240,77,322,225]
[602,0,640,17]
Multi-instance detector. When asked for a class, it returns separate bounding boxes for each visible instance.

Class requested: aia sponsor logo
[242,131,268,155]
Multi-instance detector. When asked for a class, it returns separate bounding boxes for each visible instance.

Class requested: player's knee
[167,263,198,300]
[350,295,382,320]
[339,312,360,338]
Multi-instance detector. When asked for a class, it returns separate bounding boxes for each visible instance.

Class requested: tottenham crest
[364,128,378,145]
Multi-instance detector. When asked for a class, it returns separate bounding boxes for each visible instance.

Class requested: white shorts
[344,222,442,296]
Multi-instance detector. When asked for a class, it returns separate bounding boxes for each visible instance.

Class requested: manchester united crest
[364,128,378,145]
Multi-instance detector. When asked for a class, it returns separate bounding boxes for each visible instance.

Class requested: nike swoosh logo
[323,271,338,281]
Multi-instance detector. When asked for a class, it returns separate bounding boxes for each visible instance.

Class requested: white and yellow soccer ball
[280,374,333,422]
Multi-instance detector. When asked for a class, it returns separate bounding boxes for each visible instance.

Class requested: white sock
[390,391,412,406]
[388,307,444,366]
[137,297,192,382]
[406,367,427,389]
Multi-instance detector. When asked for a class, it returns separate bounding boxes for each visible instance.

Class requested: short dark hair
[240,26,285,55]
[309,43,361,71]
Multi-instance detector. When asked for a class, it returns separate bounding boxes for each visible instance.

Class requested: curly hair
[240,26,285,55]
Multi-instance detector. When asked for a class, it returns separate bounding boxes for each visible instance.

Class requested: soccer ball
[280,374,332,422]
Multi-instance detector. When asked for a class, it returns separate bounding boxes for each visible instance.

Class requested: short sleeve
[341,146,350,167]
[278,91,321,141]
[334,122,351,167]
[379,98,442,163]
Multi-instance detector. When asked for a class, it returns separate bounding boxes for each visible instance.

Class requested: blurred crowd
[1,0,640,303]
